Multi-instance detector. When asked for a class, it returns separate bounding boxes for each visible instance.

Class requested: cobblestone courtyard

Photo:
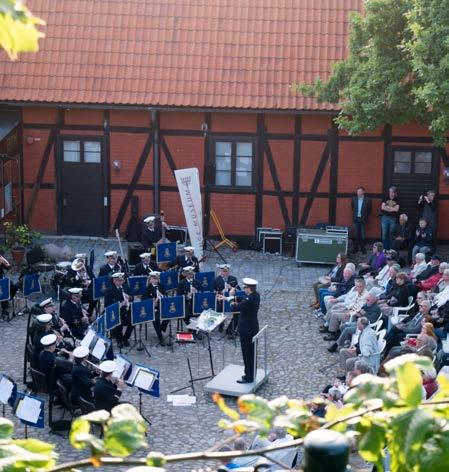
[0,237,365,470]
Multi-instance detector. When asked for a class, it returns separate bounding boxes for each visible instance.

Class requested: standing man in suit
[351,186,372,254]
[98,251,121,277]
[104,273,133,348]
[176,266,200,324]
[219,277,260,384]
[133,253,159,276]
[142,271,169,345]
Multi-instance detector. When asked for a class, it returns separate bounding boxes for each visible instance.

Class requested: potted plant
[3,222,41,264]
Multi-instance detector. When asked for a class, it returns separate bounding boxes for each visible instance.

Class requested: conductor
[219,277,260,384]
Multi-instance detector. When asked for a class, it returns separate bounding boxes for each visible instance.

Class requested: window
[214,140,254,187]
[393,149,433,175]
[63,139,102,164]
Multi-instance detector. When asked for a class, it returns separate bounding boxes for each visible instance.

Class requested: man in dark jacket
[93,360,124,412]
[411,218,433,260]
[70,345,95,404]
[176,246,199,274]
[142,272,169,345]
[392,213,412,255]
[104,273,133,347]
[213,264,240,335]
[351,186,372,254]
[132,253,159,276]
[141,216,163,251]
[220,277,260,384]
[98,251,122,277]
[60,288,89,339]
[176,266,200,324]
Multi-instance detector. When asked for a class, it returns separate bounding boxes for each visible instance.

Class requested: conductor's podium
[204,325,270,397]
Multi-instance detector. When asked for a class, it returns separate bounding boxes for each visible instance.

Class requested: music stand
[0,374,16,417]
[160,295,185,347]
[13,391,45,438]
[127,299,154,358]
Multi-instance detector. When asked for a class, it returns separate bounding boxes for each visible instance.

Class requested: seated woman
[358,242,387,277]
[378,272,410,317]
[421,367,438,399]
[416,262,448,293]
[409,253,428,281]
[411,218,433,261]
[430,296,449,340]
[310,253,347,309]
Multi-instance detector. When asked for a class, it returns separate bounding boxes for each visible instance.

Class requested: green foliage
[0,0,44,59]
[292,0,449,146]
[3,222,40,249]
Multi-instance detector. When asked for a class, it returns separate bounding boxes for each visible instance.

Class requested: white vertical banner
[174,168,203,260]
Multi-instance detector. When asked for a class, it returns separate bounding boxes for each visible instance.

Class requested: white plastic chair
[369,314,382,330]
[389,296,414,331]
[377,329,386,341]
[378,338,387,355]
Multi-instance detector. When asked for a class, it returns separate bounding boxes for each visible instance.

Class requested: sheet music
[0,376,13,404]
[81,329,96,350]
[126,364,140,385]
[172,395,196,406]
[133,369,155,391]
[16,396,41,424]
[91,339,107,361]
[113,355,131,379]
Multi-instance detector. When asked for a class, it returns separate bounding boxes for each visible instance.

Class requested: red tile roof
[0,0,362,110]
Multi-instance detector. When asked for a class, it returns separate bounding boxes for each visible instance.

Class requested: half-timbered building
[0,0,448,245]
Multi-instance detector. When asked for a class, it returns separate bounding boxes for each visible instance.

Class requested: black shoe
[327,343,338,353]
[323,333,339,341]
[237,378,252,384]
[123,339,130,347]
[319,326,329,333]
[158,338,166,346]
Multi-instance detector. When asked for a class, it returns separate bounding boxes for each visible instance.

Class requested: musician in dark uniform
[39,297,71,337]
[176,266,200,324]
[141,216,162,252]
[70,346,95,405]
[104,272,133,348]
[38,333,73,388]
[66,258,97,317]
[94,360,125,412]
[213,264,240,336]
[142,271,169,345]
[60,288,90,339]
[98,251,121,277]
[176,246,199,274]
[0,254,13,319]
[219,277,260,384]
[133,253,159,276]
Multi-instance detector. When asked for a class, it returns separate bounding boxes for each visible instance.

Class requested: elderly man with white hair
[410,252,428,281]
[316,267,355,316]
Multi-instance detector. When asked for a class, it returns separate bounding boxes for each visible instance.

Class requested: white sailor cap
[149,271,161,277]
[218,264,231,270]
[99,360,116,373]
[71,258,85,271]
[57,261,72,269]
[39,297,54,308]
[184,246,195,252]
[111,272,125,279]
[242,277,258,287]
[143,216,156,223]
[75,253,87,259]
[139,253,152,259]
[41,334,57,346]
[68,287,83,295]
[182,266,195,273]
[73,346,90,359]
[104,251,117,257]
[36,313,52,323]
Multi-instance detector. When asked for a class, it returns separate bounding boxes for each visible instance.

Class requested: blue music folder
[0,278,10,302]
[93,276,112,300]
[14,392,45,429]
[23,273,41,297]
[193,291,216,314]
[131,299,154,325]
[126,364,160,398]
[160,270,178,292]
[161,295,185,320]
[223,290,246,313]
[195,271,215,292]
[105,302,121,331]
[128,276,147,296]
[156,242,177,263]
[96,314,106,336]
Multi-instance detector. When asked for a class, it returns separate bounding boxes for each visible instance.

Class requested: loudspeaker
[128,243,144,266]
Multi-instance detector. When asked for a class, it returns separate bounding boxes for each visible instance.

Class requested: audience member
[380,186,400,250]
[358,242,387,276]
[392,213,412,255]
[351,186,371,254]
[411,218,433,260]
[418,190,437,232]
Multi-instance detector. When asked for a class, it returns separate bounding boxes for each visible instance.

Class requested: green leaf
[146,451,166,468]
[395,362,423,407]
[104,419,147,457]
[384,354,433,374]
[0,418,13,440]
[82,409,110,424]
[357,421,386,464]
[13,438,55,456]
[69,417,91,449]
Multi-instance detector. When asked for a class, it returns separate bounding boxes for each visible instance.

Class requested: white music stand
[204,325,270,397]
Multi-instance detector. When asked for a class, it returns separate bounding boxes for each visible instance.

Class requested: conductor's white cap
[68,287,83,294]
[41,334,57,346]
[242,277,258,286]
[36,313,52,323]
[99,360,116,373]
[73,346,89,358]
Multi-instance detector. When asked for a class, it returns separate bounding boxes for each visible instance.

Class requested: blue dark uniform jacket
[233,291,260,336]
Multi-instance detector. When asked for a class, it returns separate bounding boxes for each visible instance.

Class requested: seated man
[392,213,412,255]
[416,260,448,293]
[365,251,398,293]
[384,300,431,354]
[411,218,433,261]
[38,333,73,389]
[358,242,387,277]
[378,272,410,317]
[409,252,429,281]
[316,267,355,316]
[321,277,369,341]
[60,287,90,339]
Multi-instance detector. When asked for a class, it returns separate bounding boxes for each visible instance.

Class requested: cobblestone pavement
[0,236,372,471]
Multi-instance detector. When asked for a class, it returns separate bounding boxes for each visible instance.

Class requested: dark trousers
[385,327,406,354]
[152,311,169,341]
[353,218,366,251]
[112,309,133,343]
[240,334,256,381]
